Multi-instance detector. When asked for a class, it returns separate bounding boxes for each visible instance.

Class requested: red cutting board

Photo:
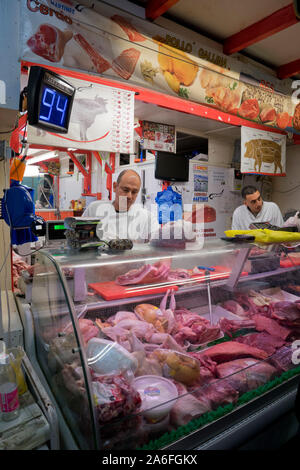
[88,281,179,300]
[280,256,300,268]
[189,265,248,283]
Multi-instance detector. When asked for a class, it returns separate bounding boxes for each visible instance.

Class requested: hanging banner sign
[27,75,135,152]
[21,1,300,135]
[142,121,176,152]
[241,126,286,176]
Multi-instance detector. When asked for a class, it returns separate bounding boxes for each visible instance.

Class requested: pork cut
[196,341,268,363]
[216,358,277,394]
[170,381,211,426]
[253,314,291,340]
[191,379,239,409]
[219,317,256,336]
[74,34,111,73]
[222,300,247,317]
[111,15,146,42]
[116,261,170,285]
[234,332,286,356]
[173,309,221,345]
[27,24,72,62]
[270,301,300,327]
[268,346,294,372]
[112,48,141,80]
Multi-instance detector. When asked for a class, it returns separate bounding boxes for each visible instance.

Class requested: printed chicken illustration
[206,86,241,113]
[199,68,231,89]
[199,68,242,113]
[154,38,198,94]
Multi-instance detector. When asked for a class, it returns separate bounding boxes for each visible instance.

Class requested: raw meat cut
[191,379,239,409]
[270,301,300,327]
[116,261,170,285]
[77,318,99,345]
[222,300,247,317]
[116,262,191,286]
[173,308,221,345]
[111,15,146,42]
[216,358,277,394]
[234,332,285,356]
[27,24,72,62]
[74,34,111,73]
[112,48,141,80]
[196,341,268,363]
[92,373,141,423]
[167,268,190,281]
[268,346,294,372]
[170,381,211,426]
[253,314,291,340]
[219,317,256,336]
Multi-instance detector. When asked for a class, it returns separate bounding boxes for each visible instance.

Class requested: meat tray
[260,287,300,302]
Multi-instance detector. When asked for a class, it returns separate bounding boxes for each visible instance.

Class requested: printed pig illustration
[244,139,283,173]
[70,96,108,140]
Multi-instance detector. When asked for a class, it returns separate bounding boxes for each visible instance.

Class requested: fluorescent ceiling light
[27,151,58,165]
[24,165,45,177]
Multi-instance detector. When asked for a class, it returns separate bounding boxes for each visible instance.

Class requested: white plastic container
[132,375,178,423]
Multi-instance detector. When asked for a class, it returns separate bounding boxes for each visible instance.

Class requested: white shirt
[85,202,159,241]
[231,201,284,230]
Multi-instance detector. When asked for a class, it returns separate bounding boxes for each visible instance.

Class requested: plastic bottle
[0,351,20,421]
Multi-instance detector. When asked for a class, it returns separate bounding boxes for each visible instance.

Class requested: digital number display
[39,84,70,129]
[27,66,75,133]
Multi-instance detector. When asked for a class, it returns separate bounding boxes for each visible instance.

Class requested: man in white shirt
[231,185,283,230]
[83,169,159,242]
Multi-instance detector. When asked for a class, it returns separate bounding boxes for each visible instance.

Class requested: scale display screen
[46,220,66,241]
[27,66,75,133]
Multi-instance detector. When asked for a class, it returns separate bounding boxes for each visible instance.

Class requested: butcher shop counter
[15,239,300,450]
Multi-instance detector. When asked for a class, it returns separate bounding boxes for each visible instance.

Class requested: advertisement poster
[185,165,240,238]
[142,121,176,152]
[241,126,286,176]
[22,1,300,135]
[27,75,135,152]
[192,164,208,202]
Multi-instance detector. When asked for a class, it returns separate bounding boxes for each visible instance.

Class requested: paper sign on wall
[142,121,176,152]
[27,76,135,153]
[241,126,286,176]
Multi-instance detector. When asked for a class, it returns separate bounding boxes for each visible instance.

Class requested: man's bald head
[113,169,141,212]
[117,169,141,185]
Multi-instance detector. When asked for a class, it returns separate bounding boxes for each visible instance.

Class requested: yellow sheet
[224,229,300,244]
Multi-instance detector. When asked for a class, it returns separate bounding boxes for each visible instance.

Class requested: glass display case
[28,239,300,450]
